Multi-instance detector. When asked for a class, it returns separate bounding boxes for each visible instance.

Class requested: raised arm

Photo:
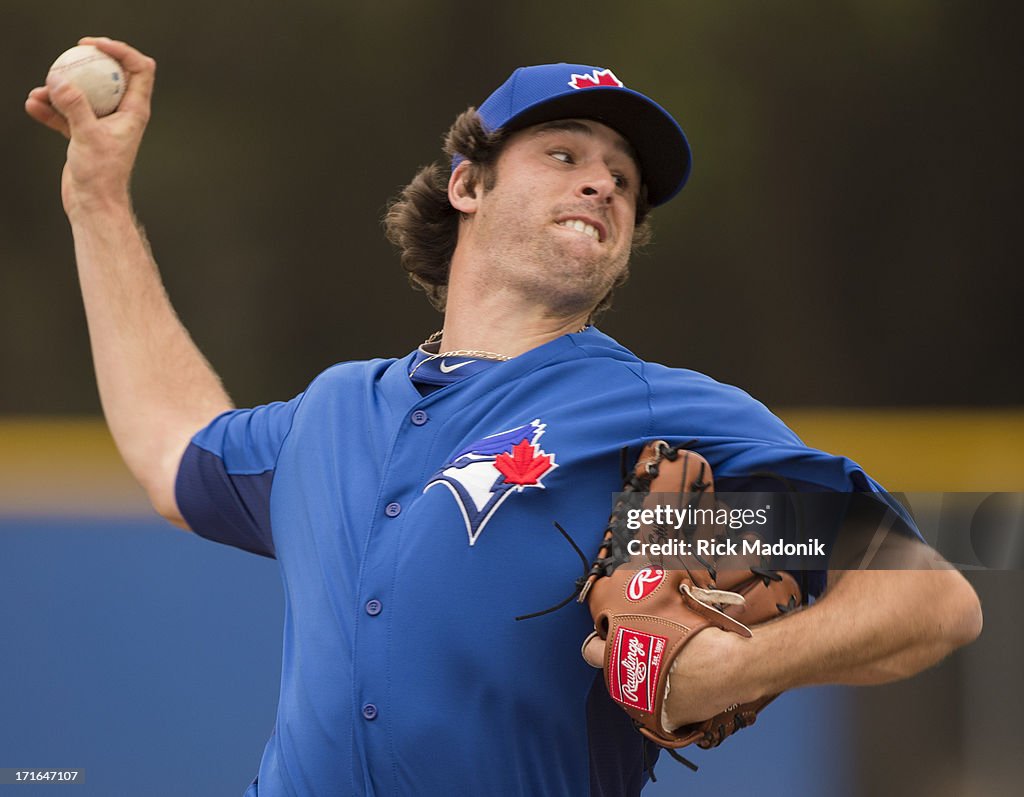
[25,37,232,526]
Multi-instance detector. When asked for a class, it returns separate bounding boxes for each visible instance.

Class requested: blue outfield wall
[0,518,852,797]
[0,518,283,797]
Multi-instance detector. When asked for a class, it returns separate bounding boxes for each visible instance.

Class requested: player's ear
[449,160,480,214]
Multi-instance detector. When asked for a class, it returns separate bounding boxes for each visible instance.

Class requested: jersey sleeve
[711,444,921,599]
[644,364,921,598]
[174,396,303,558]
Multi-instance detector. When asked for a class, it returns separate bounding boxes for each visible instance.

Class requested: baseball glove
[578,441,802,755]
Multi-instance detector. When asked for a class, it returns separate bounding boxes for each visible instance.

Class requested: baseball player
[27,37,982,797]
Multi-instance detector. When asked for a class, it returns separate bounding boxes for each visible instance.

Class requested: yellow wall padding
[0,418,149,516]
[780,409,1024,491]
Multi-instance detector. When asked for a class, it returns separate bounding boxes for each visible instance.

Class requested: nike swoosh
[439,359,473,373]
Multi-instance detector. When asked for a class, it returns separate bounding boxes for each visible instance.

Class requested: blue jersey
[176,327,897,797]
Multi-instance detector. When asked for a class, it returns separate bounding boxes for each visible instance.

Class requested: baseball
[47,45,126,117]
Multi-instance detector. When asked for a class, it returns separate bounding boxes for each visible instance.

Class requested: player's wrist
[64,185,133,223]
[663,628,758,727]
[737,627,778,702]
[707,628,766,705]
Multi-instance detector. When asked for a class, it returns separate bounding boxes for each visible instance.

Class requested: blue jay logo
[424,419,557,545]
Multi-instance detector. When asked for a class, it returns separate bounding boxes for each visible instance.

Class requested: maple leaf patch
[495,440,556,485]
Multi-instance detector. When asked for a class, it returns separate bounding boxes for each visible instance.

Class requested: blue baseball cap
[469,63,692,206]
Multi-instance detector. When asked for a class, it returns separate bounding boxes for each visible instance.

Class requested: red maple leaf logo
[568,68,623,90]
[494,439,555,486]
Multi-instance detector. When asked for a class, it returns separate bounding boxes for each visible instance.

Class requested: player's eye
[550,150,574,164]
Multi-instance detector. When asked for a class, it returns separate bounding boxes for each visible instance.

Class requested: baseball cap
[467,63,692,206]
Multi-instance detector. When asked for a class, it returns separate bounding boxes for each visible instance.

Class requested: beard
[475,200,632,317]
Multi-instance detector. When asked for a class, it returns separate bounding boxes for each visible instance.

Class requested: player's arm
[662,539,983,727]
[25,37,232,527]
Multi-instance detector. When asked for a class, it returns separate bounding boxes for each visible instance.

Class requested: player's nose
[575,166,617,203]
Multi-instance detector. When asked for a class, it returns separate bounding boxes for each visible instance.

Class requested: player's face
[463,119,641,315]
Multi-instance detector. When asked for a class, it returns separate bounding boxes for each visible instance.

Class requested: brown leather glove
[578,441,802,751]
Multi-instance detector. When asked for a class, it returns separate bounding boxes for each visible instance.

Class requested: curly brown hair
[384,109,652,316]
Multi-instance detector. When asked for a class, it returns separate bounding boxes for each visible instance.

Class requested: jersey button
[365,599,382,616]
[362,703,378,721]
[411,410,429,426]
[384,502,402,518]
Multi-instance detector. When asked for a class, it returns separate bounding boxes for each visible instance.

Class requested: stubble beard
[485,208,630,319]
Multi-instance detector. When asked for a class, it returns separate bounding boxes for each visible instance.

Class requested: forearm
[69,201,232,519]
[664,560,982,728]
[752,567,982,692]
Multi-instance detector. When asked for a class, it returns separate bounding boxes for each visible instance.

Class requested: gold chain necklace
[409,331,510,379]
[410,326,589,379]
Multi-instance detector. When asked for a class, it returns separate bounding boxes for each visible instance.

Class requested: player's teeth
[559,220,600,241]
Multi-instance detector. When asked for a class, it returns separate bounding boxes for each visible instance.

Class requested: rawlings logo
[609,628,666,712]
[620,636,648,703]
[424,420,557,546]
[568,68,623,90]
[626,566,665,602]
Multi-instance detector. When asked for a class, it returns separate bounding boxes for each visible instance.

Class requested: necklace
[409,332,510,379]
[409,325,590,380]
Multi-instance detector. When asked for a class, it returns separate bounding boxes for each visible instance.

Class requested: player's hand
[661,626,762,727]
[25,36,156,218]
[584,625,759,727]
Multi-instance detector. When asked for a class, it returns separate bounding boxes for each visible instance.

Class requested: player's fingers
[78,36,155,112]
[582,633,605,668]
[45,76,97,131]
[25,88,71,138]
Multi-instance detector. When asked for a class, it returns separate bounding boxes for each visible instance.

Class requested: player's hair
[384,109,652,316]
